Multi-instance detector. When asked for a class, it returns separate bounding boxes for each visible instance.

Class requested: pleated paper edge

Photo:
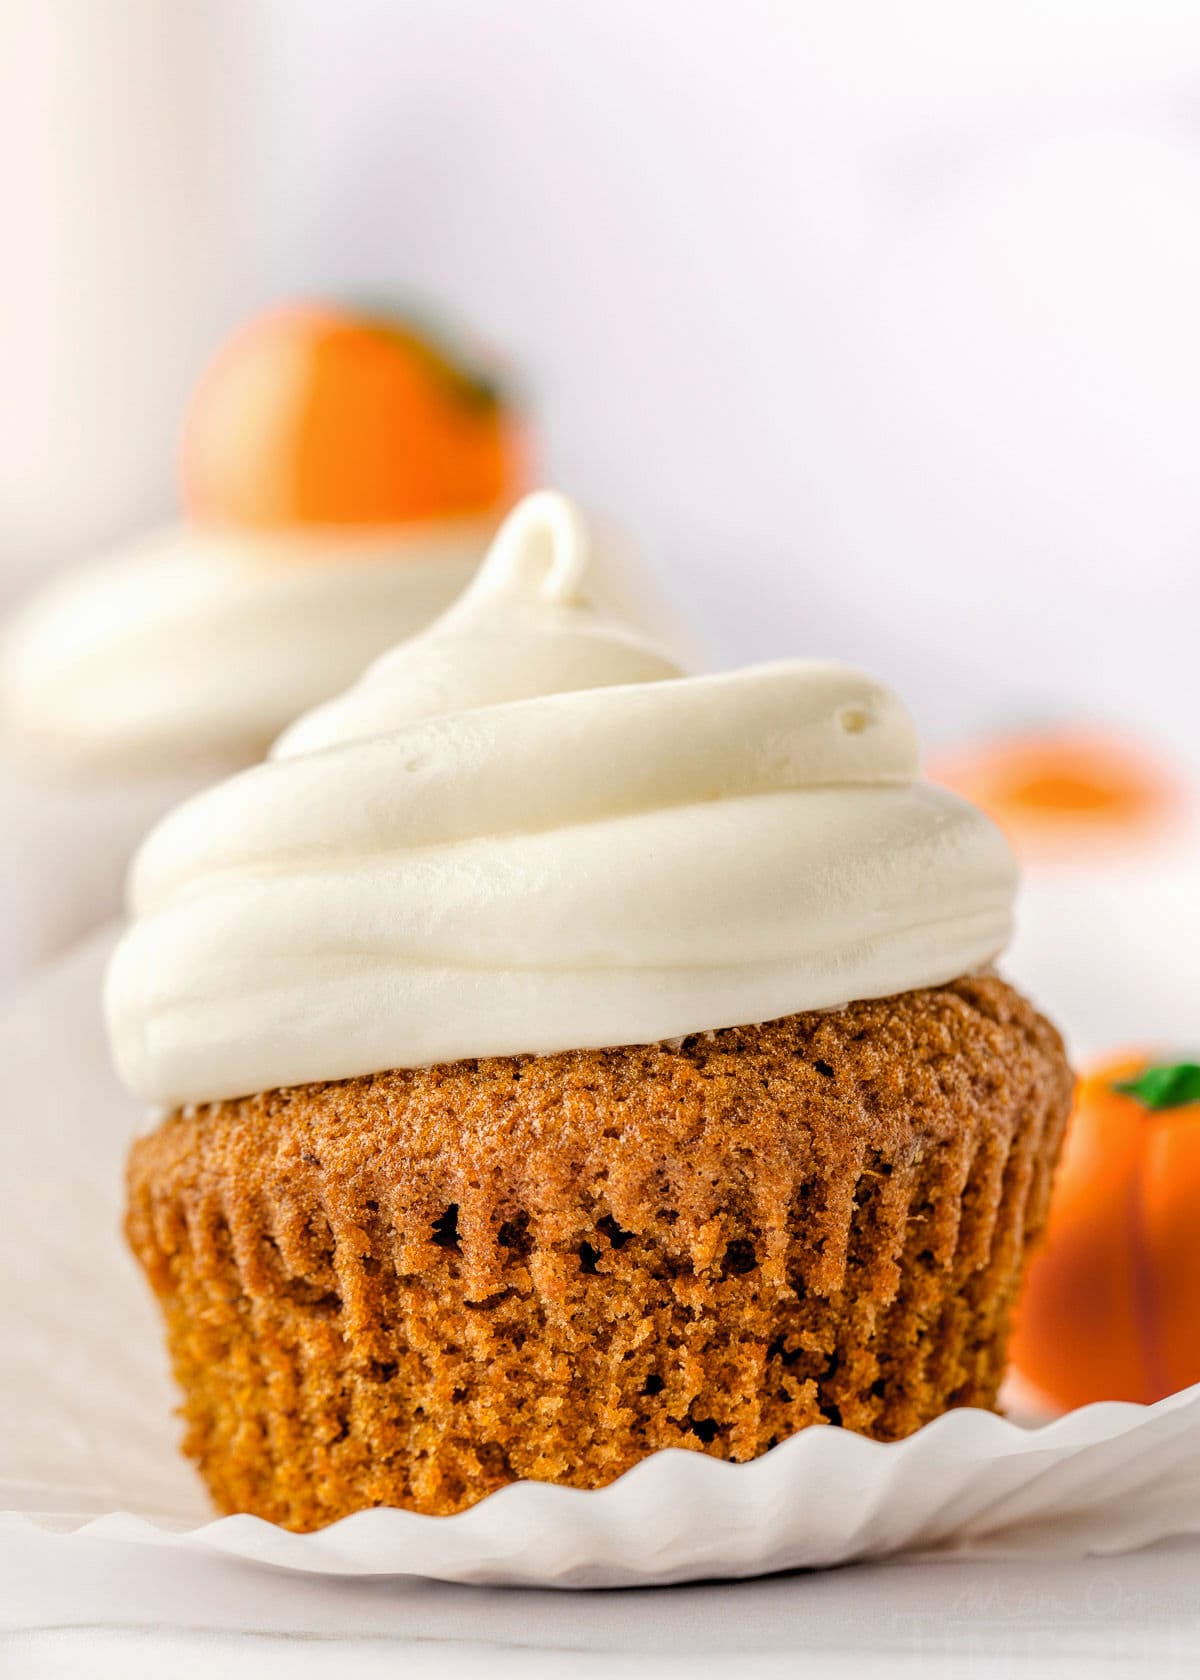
[4,1382,1199,1587]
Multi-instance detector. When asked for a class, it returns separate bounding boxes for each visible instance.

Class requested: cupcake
[108,492,1073,1529]
[0,303,524,979]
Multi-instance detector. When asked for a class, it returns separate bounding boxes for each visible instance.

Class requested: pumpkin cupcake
[108,493,1073,1528]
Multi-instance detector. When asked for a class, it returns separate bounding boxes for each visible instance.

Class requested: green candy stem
[1112,1062,1200,1111]
[351,301,502,411]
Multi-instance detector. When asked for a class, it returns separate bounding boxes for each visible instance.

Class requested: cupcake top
[105,492,1018,1106]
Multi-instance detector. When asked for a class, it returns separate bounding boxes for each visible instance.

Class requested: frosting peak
[273,491,681,759]
[106,493,1018,1106]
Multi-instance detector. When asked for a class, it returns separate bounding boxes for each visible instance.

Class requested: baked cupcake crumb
[127,974,1072,1528]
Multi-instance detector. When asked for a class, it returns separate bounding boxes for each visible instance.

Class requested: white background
[4,1529,1200,1677]
[3,1,1200,752]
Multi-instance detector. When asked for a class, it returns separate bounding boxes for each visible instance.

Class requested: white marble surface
[4,1529,1200,1678]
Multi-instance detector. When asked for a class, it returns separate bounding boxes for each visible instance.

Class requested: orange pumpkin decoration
[930,729,1179,860]
[181,304,525,529]
[1011,1055,1200,1409]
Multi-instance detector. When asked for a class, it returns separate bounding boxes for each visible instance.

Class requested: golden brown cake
[126,976,1071,1528]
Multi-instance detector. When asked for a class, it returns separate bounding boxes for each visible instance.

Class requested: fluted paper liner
[2,936,1198,1587]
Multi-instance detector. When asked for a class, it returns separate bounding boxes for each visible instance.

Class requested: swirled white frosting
[105,492,1018,1106]
[0,518,493,773]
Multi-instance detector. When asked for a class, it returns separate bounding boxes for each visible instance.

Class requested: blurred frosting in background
[0,517,494,772]
[0,302,526,771]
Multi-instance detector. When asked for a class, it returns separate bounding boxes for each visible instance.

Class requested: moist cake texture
[126,974,1072,1528]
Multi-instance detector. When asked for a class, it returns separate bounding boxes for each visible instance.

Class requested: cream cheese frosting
[0,518,494,773]
[105,491,1018,1106]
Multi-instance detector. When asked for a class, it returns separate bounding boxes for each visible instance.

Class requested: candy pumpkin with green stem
[182,303,525,530]
[1011,1055,1200,1408]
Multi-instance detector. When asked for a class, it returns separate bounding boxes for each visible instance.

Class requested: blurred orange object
[930,728,1179,859]
[182,304,525,529]
[1010,1054,1200,1409]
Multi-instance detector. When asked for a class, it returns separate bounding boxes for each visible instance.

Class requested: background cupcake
[110,493,1073,1529]
[0,301,526,982]
[931,726,1200,1060]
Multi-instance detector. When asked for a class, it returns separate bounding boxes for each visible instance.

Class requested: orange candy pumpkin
[181,304,525,529]
[930,729,1178,860]
[1011,1056,1200,1408]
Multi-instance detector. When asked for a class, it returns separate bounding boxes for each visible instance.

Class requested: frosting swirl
[105,492,1017,1106]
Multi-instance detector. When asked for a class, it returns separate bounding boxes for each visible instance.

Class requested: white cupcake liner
[2,935,1198,1588]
